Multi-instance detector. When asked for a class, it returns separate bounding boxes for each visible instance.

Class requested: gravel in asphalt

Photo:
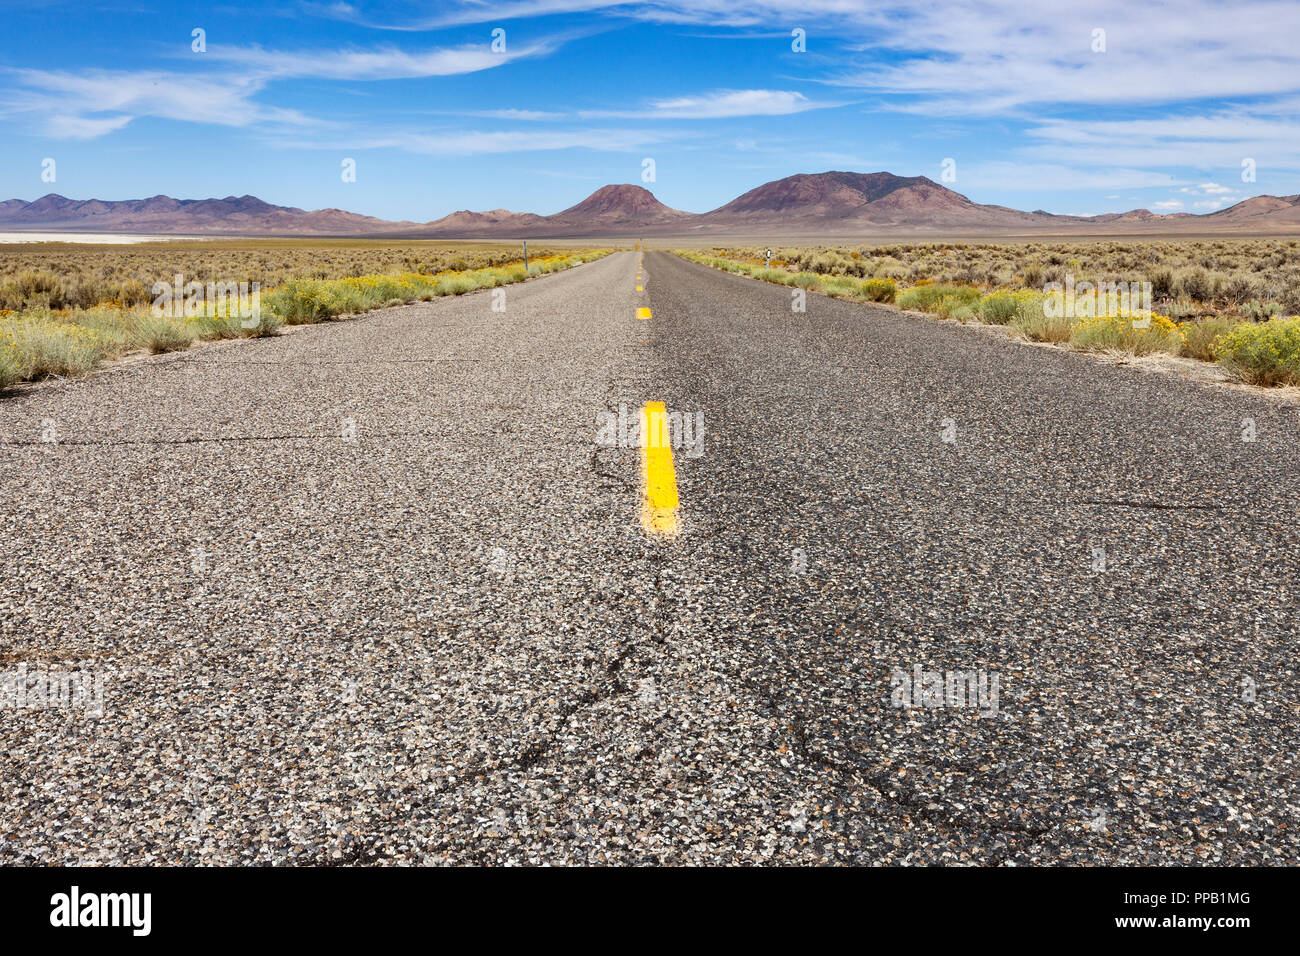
[0,250,1295,864]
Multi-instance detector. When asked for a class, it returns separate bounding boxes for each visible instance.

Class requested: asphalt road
[1,249,1296,865]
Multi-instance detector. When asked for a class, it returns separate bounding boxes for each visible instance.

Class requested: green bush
[1216,317,1300,386]
[0,345,19,389]
[0,270,67,310]
[134,315,197,354]
[1,315,106,378]
[1010,297,1075,342]
[975,291,1022,324]
[1242,299,1283,322]
[1069,314,1184,356]
[821,276,860,298]
[1181,317,1240,362]
[897,284,980,312]
[860,278,897,302]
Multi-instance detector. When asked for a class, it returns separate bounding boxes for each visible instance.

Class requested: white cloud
[1020,112,1300,172]
[960,162,1187,192]
[44,113,134,139]
[1151,200,1185,210]
[0,68,313,139]
[573,89,838,120]
[0,34,559,140]
[470,109,569,120]
[346,127,668,156]
[204,40,557,80]
[640,89,831,119]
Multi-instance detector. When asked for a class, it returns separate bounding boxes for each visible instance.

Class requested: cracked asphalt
[1,249,1296,865]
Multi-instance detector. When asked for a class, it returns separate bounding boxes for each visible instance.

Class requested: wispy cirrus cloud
[202,39,559,80]
[1021,112,1300,171]
[0,68,310,139]
[601,88,837,119]
[265,125,672,157]
[1,34,563,139]
[364,127,665,155]
[469,89,840,122]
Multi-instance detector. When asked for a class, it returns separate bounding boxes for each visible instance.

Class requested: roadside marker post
[523,240,528,271]
[765,248,772,268]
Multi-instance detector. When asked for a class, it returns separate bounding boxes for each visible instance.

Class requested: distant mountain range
[4,172,1299,238]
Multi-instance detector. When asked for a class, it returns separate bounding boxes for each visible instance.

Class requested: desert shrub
[860,278,897,302]
[934,295,971,318]
[188,313,246,340]
[0,270,66,310]
[1220,274,1259,304]
[1147,267,1175,299]
[897,284,980,312]
[809,253,842,275]
[0,314,106,378]
[1215,317,1300,386]
[436,275,479,295]
[65,278,108,309]
[1180,317,1240,362]
[1177,268,1215,302]
[975,290,1022,324]
[1010,299,1075,342]
[133,315,196,353]
[265,280,336,323]
[1068,313,1184,355]
[0,345,18,389]
[790,272,823,289]
[1021,264,1044,289]
[114,278,151,308]
[1242,299,1283,322]
[821,276,860,298]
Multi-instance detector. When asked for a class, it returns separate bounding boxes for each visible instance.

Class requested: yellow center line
[640,402,679,537]
[636,307,651,319]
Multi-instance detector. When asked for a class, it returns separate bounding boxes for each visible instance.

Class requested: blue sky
[2,0,1297,221]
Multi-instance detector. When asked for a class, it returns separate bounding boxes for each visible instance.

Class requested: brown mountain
[424,208,547,234]
[0,193,416,235]
[3,175,1300,238]
[410,183,690,237]
[549,184,690,225]
[1204,194,1300,225]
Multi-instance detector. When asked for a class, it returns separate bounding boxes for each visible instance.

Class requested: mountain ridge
[4,173,1299,238]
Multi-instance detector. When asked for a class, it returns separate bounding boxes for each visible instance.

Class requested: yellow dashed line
[640,402,679,537]
[636,307,651,320]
